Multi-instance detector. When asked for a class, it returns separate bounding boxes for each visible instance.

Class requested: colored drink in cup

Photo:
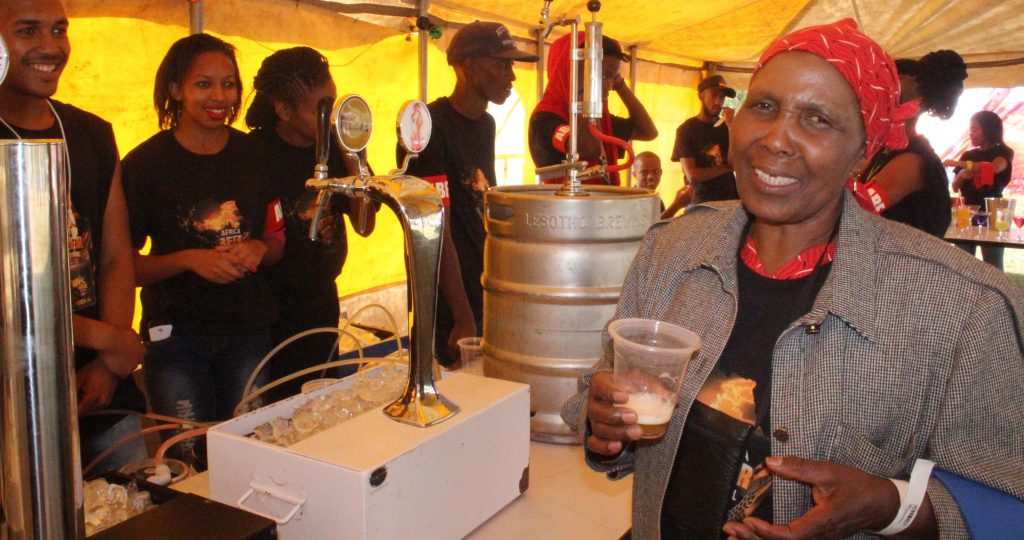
[608,318,701,440]
[954,205,971,231]
[994,207,1011,240]
[974,211,989,238]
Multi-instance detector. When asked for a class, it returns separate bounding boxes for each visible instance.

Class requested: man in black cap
[670,74,739,203]
[399,21,537,366]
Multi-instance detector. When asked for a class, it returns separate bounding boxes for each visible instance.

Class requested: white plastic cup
[608,318,701,440]
[457,336,484,373]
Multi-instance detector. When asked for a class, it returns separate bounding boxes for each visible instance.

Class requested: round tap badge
[0,34,8,87]
[397,100,432,154]
[333,94,373,154]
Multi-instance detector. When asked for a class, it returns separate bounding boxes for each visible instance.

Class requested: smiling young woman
[120,33,286,467]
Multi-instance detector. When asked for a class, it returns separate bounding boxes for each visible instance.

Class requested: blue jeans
[143,331,270,463]
[80,414,147,477]
[957,243,1004,270]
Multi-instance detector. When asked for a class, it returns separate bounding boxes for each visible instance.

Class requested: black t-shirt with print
[528,111,635,172]
[958,143,1015,206]
[123,128,278,336]
[671,117,738,204]
[0,100,146,431]
[250,128,351,317]
[400,97,494,362]
[2,101,116,324]
[662,258,831,535]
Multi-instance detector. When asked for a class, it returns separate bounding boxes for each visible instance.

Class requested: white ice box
[207,372,531,539]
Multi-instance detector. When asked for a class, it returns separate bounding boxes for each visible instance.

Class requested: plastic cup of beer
[608,318,701,440]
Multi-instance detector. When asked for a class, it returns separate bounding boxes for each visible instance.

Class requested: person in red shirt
[529,32,657,185]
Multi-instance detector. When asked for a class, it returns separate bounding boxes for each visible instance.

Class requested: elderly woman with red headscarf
[563,19,1024,539]
[528,32,657,185]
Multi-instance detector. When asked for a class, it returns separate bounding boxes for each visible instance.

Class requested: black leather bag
[660,401,771,539]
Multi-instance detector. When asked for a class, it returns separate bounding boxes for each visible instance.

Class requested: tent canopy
[303,0,1024,88]
[60,0,1024,301]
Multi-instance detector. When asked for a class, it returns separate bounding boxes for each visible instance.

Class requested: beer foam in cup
[626,392,674,423]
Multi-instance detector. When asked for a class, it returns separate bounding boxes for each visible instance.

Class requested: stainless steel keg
[483,185,659,443]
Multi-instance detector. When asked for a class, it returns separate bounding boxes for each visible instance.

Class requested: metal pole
[627,44,638,187]
[628,44,638,89]
[189,0,203,34]
[566,21,580,192]
[417,0,429,102]
[0,141,81,539]
[535,29,546,106]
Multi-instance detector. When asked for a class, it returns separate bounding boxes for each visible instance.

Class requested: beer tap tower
[0,35,84,538]
[305,96,458,427]
[206,97,529,539]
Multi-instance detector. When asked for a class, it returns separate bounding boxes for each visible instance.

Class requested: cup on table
[994,207,1012,240]
[457,336,484,373]
[608,318,701,440]
[950,196,964,226]
[954,204,972,235]
[974,211,990,238]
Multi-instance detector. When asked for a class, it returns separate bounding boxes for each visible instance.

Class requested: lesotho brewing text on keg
[524,211,649,231]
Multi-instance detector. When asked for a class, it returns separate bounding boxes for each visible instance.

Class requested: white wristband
[874,459,935,536]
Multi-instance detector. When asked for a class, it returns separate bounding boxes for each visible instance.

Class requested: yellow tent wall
[59,0,700,326]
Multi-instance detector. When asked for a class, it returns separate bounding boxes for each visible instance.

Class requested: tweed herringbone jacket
[563,193,1024,539]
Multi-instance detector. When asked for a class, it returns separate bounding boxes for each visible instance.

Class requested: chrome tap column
[306,96,457,427]
[0,141,82,539]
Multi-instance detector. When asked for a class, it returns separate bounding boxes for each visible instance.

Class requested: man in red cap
[399,21,537,367]
[671,74,739,204]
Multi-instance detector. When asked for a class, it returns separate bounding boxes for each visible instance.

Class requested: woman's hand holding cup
[585,371,643,455]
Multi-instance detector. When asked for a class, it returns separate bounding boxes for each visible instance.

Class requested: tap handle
[308,190,332,241]
[315,96,333,172]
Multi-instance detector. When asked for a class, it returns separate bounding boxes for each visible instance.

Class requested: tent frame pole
[626,43,638,186]
[189,0,203,34]
[536,28,546,104]
[418,0,429,102]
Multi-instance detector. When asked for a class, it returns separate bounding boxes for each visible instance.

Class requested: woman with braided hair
[246,47,377,400]
[564,20,1023,539]
[854,50,967,237]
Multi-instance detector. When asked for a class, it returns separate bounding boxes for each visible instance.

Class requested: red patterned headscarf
[755,18,919,159]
